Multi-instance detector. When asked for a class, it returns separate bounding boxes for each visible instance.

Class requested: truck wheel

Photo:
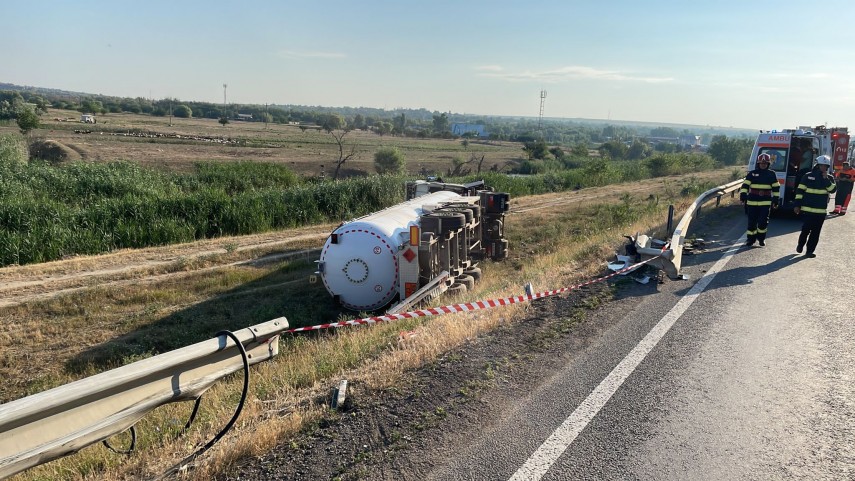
[463,267,482,282]
[447,283,467,296]
[458,274,475,291]
[438,206,474,224]
[425,211,465,231]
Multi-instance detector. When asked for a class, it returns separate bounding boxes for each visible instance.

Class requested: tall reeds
[0,133,723,267]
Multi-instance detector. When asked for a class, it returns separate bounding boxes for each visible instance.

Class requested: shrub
[374,147,406,175]
[16,107,39,135]
[173,105,192,118]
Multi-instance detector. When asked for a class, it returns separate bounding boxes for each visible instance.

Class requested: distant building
[679,134,701,148]
[235,113,253,121]
[451,123,487,137]
[80,114,96,124]
[646,136,679,144]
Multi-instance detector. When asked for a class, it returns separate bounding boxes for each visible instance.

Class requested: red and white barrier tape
[286,255,662,334]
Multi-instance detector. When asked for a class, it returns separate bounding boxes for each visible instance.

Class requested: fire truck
[747,125,849,210]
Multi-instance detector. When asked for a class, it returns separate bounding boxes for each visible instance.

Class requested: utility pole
[223,83,228,119]
[538,89,547,133]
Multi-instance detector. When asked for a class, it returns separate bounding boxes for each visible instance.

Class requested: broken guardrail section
[628,179,743,279]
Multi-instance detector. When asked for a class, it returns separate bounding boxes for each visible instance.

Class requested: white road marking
[509,239,745,480]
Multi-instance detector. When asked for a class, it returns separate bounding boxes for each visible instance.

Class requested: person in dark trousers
[831,161,855,215]
[740,153,780,246]
[794,155,837,258]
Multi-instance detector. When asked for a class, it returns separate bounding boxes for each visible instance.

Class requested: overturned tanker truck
[316,180,510,312]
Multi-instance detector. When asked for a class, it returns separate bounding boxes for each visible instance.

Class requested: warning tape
[286,254,663,334]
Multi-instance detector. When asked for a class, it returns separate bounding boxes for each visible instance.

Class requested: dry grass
[2,170,738,480]
[0,109,523,177]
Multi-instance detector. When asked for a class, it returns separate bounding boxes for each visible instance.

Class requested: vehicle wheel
[425,211,465,231]
[463,267,482,282]
[446,282,467,296]
[458,274,475,291]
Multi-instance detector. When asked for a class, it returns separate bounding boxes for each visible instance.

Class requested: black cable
[181,397,203,435]
[198,330,250,452]
[153,329,250,480]
[102,425,136,455]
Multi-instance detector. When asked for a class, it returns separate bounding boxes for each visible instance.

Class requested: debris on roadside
[683,237,706,255]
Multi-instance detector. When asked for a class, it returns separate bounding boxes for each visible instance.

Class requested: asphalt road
[424,207,855,480]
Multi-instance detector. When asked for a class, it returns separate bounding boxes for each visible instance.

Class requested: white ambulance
[747,125,849,210]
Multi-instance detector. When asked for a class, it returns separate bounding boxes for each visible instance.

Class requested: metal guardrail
[0,317,289,479]
[634,179,743,278]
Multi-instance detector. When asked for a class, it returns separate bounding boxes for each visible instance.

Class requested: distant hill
[0,82,89,101]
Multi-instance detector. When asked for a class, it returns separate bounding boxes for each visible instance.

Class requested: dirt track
[0,226,334,308]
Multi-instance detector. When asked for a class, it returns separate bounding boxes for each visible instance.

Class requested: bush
[16,107,39,135]
[173,105,192,118]
[644,153,717,177]
[374,147,406,175]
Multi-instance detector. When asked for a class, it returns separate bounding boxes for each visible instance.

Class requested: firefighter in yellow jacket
[740,153,780,247]
[832,161,855,215]
[794,155,836,257]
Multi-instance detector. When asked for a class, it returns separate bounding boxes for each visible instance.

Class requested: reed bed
[0,133,725,268]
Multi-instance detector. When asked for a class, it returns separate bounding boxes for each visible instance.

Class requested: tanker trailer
[317,181,509,311]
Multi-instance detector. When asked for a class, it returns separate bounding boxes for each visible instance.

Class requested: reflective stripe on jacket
[795,167,837,214]
[740,169,780,207]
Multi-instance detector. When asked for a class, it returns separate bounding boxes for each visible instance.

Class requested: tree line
[0,86,756,168]
[0,85,756,142]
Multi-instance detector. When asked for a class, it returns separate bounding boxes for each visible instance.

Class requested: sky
[4,0,855,130]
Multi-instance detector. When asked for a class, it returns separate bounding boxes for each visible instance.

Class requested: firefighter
[794,155,837,258]
[831,161,855,215]
[740,153,780,247]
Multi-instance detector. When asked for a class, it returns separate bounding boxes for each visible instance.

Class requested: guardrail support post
[666,205,674,237]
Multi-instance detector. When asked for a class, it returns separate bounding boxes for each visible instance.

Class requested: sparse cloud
[277,50,345,59]
[475,65,673,83]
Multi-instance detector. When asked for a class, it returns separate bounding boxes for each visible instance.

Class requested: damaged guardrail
[629,179,743,279]
[0,317,289,479]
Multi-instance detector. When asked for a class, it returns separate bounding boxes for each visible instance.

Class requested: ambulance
[746,125,849,210]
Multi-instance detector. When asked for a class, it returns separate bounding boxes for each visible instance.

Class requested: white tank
[319,190,462,311]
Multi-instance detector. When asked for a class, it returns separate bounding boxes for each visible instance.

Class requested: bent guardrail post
[636,179,743,279]
[0,317,289,479]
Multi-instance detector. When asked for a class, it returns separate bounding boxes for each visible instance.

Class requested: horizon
[3,1,854,132]
[0,81,761,134]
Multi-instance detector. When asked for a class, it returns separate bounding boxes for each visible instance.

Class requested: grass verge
[4,173,736,480]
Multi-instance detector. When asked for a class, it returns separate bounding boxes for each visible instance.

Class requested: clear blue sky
[4,0,854,130]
